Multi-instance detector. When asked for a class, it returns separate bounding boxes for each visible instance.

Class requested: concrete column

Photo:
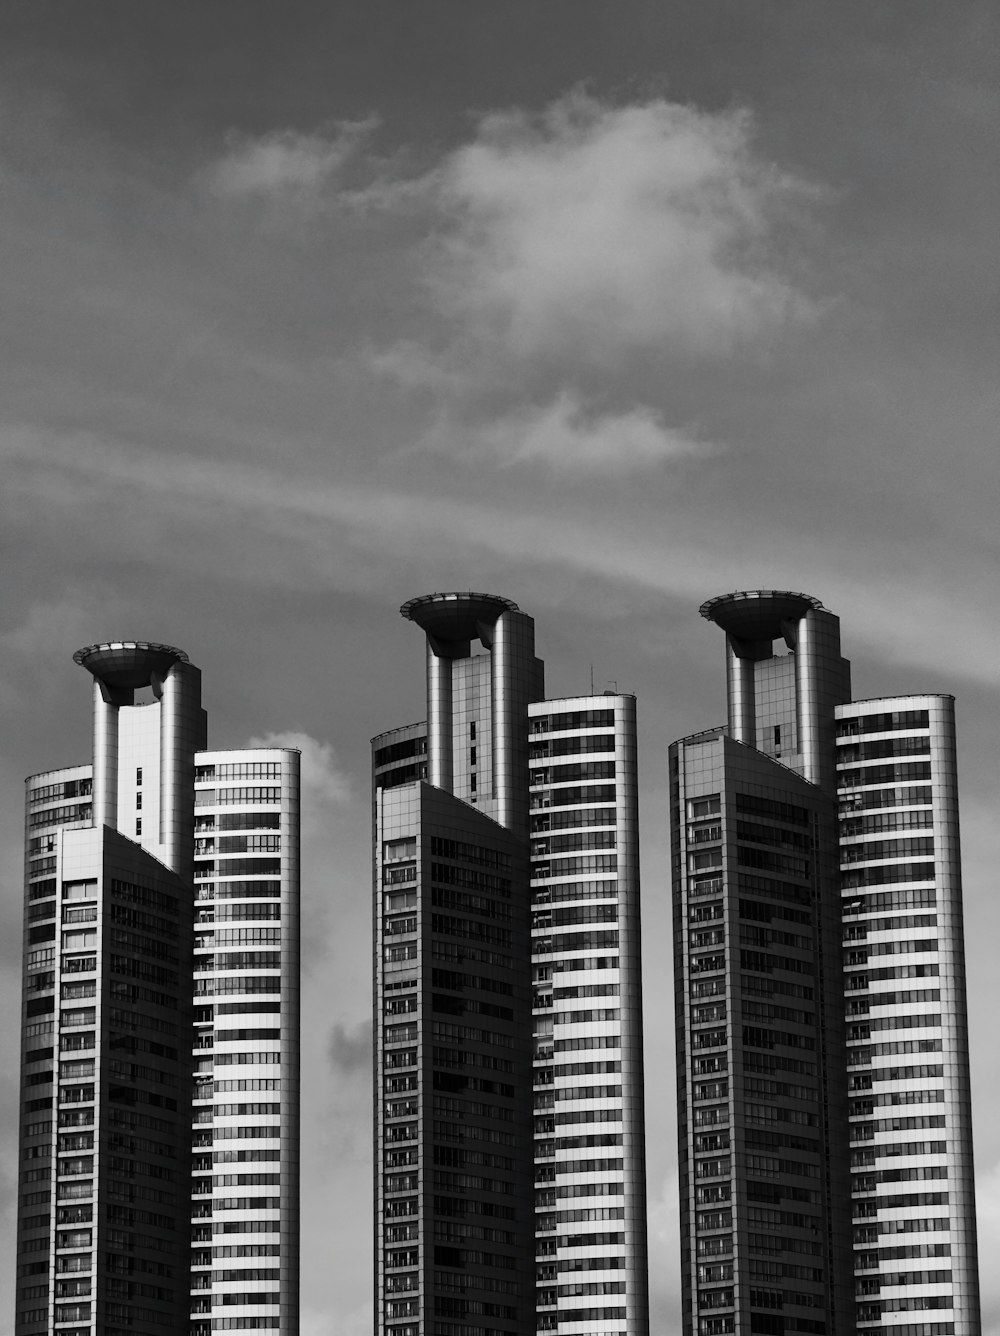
[158,659,205,877]
[91,680,119,830]
[725,639,756,744]
[492,610,536,836]
[795,608,848,793]
[426,644,453,792]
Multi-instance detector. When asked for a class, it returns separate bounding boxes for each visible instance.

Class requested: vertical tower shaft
[673,591,980,1336]
[15,640,300,1336]
[375,593,649,1336]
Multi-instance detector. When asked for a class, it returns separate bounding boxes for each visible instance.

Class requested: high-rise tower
[14,641,300,1336]
[671,591,979,1336]
[373,593,648,1336]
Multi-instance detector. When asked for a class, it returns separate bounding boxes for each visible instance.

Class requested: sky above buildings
[0,2,997,1330]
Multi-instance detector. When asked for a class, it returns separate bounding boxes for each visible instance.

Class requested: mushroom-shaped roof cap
[699,590,827,641]
[73,641,190,690]
[400,592,520,643]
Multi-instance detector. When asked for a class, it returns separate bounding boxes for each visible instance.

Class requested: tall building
[15,641,300,1336]
[671,591,979,1336]
[373,593,648,1336]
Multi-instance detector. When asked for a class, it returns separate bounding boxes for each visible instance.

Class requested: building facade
[373,593,648,1336]
[671,592,979,1336]
[529,696,646,1334]
[14,641,300,1336]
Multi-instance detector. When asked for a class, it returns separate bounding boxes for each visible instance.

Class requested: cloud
[476,390,714,471]
[4,425,999,690]
[328,1020,372,1077]
[245,733,356,972]
[192,93,819,472]
[359,91,815,467]
[365,340,468,394]
[247,730,353,829]
[423,91,817,368]
[203,120,377,200]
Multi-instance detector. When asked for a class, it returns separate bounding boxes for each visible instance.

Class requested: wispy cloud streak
[1,425,995,686]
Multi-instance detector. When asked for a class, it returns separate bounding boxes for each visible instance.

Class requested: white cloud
[361,91,816,467]
[4,425,1000,690]
[246,730,353,831]
[365,339,468,394]
[204,120,377,200]
[476,389,713,471]
[425,91,816,367]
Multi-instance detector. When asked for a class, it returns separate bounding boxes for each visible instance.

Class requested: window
[374,738,427,767]
[385,891,416,913]
[837,710,930,737]
[384,838,417,862]
[386,943,418,963]
[217,761,282,779]
[62,930,97,951]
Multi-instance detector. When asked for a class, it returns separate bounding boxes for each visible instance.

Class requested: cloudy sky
[0,2,997,1330]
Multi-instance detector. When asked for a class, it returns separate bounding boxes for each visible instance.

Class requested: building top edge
[530,693,636,711]
[371,721,427,746]
[73,640,190,665]
[197,747,302,759]
[401,592,520,615]
[670,725,727,747]
[699,590,829,640]
[838,694,955,709]
[400,592,523,642]
[700,590,826,619]
[25,763,92,786]
[73,640,192,690]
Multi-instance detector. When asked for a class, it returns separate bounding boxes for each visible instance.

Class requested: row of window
[196,836,281,854]
[532,783,616,810]
[27,803,93,829]
[196,763,283,780]
[530,709,617,734]
[841,837,934,864]
[840,784,932,813]
[530,735,615,760]
[838,737,931,763]
[196,787,281,806]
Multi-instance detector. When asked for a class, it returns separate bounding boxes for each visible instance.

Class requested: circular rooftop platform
[699,590,827,641]
[73,641,189,689]
[400,592,520,642]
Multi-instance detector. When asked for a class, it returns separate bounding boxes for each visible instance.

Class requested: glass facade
[373,594,649,1336]
[529,697,648,1335]
[15,642,300,1336]
[671,593,980,1336]
[189,750,301,1336]
[837,698,978,1335]
[672,733,851,1336]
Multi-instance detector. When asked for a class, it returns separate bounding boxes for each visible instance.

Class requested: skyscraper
[671,591,979,1336]
[373,593,648,1336]
[15,641,300,1336]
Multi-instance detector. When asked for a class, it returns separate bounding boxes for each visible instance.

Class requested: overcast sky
[0,3,997,1331]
